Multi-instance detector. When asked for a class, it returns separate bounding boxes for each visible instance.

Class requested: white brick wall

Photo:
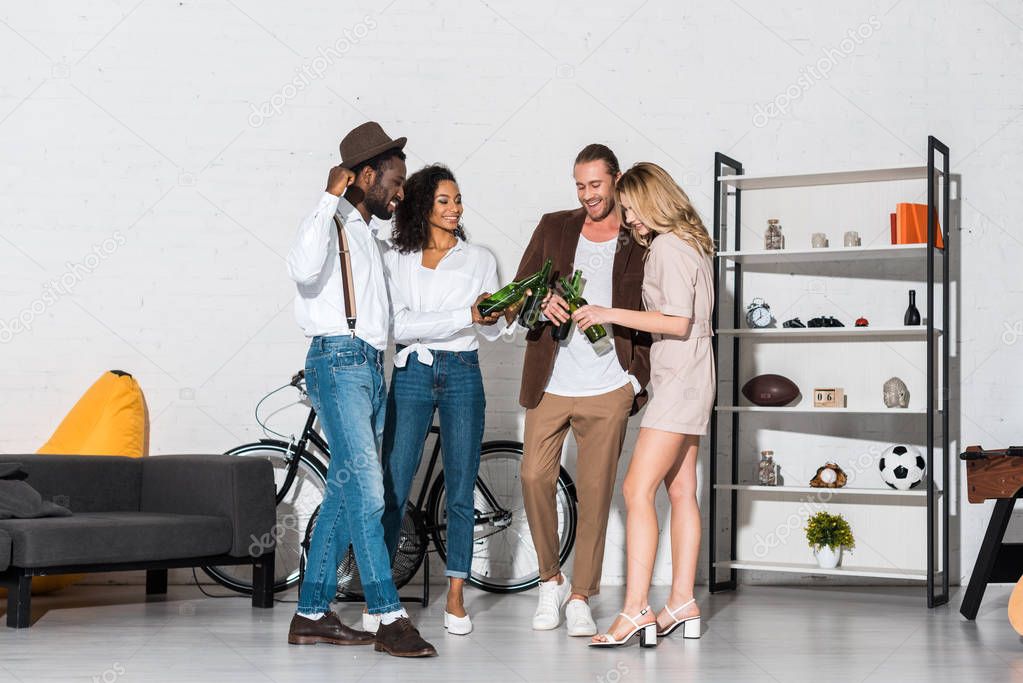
[1,0,1021,589]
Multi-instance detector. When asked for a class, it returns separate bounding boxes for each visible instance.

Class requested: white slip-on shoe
[566,598,597,637]
[444,611,473,636]
[362,612,381,634]
[532,575,572,630]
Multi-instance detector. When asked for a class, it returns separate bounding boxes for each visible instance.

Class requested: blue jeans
[381,349,485,579]
[296,336,401,615]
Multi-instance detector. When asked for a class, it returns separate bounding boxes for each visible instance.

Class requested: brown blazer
[514,208,652,413]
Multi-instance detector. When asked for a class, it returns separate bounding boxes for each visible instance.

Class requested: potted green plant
[805,511,855,568]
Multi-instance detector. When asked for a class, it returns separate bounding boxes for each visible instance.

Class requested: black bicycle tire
[426,440,578,594]
[201,441,327,594]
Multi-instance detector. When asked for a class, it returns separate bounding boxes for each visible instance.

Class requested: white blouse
[383,239,512,367]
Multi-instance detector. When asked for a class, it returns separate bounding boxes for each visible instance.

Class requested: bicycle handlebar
[290,370,305,387]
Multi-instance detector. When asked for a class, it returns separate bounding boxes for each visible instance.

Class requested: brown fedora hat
[339,121,407,169]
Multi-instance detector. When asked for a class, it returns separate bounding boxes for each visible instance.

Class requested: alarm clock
[745,298,774,328]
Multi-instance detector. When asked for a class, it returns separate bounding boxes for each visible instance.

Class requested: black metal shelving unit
[708,136,951,607]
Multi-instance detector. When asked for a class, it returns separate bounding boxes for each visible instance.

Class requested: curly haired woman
[376,164,511,636]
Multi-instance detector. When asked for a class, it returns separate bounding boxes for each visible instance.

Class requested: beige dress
[639,233,715,435]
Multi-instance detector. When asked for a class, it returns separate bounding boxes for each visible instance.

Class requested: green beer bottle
[476,257,552,317]
[517,258,553,329]
[567,295,608,345]
[551,270,583,341]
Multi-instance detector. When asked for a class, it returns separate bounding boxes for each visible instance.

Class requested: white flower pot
[814,545,842,569]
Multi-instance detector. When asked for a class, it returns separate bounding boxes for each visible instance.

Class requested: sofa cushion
[0,512,232,568]
[8,454,142,513]
[0,530,10,571]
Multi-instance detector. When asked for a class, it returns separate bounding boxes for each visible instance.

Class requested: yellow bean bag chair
[3,370,148,595]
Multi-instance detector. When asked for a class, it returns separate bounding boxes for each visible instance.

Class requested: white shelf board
[714,484,935,498]
[716,406,932,415]
[714,560,928,581]
[718,165,929,190]
[717,326,940,339]
[717,243,933,264]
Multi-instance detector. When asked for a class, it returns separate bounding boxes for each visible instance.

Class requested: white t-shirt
[545,234,640,397]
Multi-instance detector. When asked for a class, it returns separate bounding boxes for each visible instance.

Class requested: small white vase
[814,545,842,569]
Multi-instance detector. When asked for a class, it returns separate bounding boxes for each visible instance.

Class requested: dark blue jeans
[381,349,485,579]
[296,335,401,615]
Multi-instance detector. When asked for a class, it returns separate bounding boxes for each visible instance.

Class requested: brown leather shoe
[288,611,374,646]
[374,617,438,658]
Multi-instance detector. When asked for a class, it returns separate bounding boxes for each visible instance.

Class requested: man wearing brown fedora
[286,121,436,658]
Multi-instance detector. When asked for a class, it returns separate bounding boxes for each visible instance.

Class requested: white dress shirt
[384,239,511,367]
[286,193,392,350]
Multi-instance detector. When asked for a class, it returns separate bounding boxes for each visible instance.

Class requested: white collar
[336,196,392,245]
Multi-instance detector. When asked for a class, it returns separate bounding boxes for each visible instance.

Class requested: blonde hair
[615,162,714,256]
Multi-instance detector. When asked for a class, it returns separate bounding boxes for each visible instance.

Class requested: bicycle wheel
[201,440,327,593]
[299,501,426,600]
[426,440,578,593]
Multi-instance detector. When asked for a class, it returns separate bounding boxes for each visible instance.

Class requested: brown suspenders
[332,215,358,335]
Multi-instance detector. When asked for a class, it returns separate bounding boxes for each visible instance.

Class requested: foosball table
[960,445,1023,623]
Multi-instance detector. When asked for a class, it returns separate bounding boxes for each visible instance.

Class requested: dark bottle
[904,289,921,326]
[551,269,583,341]
[557,271,608,345]
[477,257,552,317]
[517,258,553,329]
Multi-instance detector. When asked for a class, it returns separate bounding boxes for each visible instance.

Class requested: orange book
[893,203,944,249]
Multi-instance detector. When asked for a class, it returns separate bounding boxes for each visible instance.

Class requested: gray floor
[2,582,1022,682]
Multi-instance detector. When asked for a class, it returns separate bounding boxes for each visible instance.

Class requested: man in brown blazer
[516,144,651,636]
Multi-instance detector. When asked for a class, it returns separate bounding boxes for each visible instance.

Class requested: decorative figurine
[765,219,784,250]
[783,317,806,328]
[855,317,869,327]
[904,289,921,326]
[844,230,861,247]
[757,450,778,486]
[745,298,774,328]
[811,232,829,248]
[883,376,910,408]
[808,316,844,327]
[810,462,847,488]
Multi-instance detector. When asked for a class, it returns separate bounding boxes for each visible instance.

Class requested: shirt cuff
[627,374,641,395]
[455,307,473,330]
[320,192,341,212]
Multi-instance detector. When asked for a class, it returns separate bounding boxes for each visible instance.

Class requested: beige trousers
[521,383,634,597]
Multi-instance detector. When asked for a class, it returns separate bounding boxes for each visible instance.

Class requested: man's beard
[365,184,396,220]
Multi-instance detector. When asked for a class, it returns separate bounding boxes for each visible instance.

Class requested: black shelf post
[709,152,742,594]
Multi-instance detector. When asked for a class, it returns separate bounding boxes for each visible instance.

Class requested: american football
[741,374,800,407]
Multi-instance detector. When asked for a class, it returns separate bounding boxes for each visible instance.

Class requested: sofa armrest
[140,454,276,558]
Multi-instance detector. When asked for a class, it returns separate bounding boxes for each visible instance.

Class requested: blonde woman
[574,162,715,648]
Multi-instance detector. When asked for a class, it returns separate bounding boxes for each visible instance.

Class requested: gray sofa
[0,453,277,628]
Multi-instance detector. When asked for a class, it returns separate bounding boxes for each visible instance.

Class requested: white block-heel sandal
[589,607,658,648]
[657,599,701,639]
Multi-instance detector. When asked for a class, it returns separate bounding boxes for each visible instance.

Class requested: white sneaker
[444,611,473,636]
[362,612,380,634]
[532,575,571,630]
[565,598,597,637]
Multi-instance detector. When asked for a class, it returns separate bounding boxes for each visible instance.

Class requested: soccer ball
[878,445,926,490]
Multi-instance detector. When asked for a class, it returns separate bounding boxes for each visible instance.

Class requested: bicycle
[202,370,578,597]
